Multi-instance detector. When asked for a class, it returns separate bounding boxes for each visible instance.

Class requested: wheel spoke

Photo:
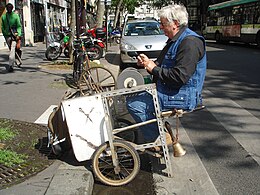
[118,166,132,176]
[98,157,112,167]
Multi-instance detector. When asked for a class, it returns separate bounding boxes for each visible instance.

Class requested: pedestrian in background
[127,3,207,145]
[1,3,22,72]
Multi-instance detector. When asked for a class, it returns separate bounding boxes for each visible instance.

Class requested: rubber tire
[73,53,84,83]
[215,32,221,43]
[92,140,140,186]
[257,33,260,48]
[86,45,102,60]
[115,37,121,44]
[45,46,62,61]
[51,139,72,157]
[64,46,69,58]
[51,144,63,157]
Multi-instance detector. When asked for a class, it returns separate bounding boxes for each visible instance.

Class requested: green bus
[205,0,260,47]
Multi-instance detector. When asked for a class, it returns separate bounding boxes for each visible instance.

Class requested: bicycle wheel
[73,53,84,83]
[92,140,140,186]
[45,46,62,61]
[63,46,69,58]
[86,45,102,60]
[79,66,116,94]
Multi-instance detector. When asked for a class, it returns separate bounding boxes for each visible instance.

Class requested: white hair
[158,4,189,26]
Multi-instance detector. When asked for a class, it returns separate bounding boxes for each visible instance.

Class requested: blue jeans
[126,92,159,141]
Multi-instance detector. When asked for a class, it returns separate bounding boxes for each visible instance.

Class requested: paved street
[0,42,260,194]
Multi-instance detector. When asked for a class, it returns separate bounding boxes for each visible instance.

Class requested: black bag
[10,26,18,39]
[6,15,17,40]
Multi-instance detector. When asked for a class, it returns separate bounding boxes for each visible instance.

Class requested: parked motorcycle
[46,31,105,61]
[88,26,121,44]
[88,27,107,43]
[80,32,104,60]
[45,30,70,61]
[94,37,105,58]
[109,28,121,44]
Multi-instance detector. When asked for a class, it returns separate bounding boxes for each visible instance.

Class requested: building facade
[132,0,203,33]
[0,0,70,49]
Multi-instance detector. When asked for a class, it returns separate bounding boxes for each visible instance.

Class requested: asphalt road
[183,41,260,194]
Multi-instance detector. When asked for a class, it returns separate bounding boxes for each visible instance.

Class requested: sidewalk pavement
[0,43,218,195]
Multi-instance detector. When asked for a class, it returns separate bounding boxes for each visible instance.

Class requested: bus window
[232,6,242,25]
[217,16,225,26]
[243,4,255,24]
[205,0,260,47]
[207,11,218,26]
[255,4,260,24]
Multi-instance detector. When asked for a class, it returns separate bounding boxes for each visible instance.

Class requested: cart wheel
[51,144,63,156]
[92,140,140,186]
[115,118,137,143]
[51,140,71,157]
[79,67,116,94]
[89,66,116,91]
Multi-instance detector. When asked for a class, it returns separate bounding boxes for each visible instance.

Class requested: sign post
[75,0,80,39]
[100,0,111,51]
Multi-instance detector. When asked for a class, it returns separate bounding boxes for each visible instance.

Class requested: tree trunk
[80,0,87,34]
[68,0,76,65]
[113,0,123,28]
[96,0,105,28]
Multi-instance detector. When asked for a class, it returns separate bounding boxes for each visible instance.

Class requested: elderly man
[127,3,207,144]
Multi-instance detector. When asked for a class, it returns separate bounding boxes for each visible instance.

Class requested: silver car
[120,19,168,69]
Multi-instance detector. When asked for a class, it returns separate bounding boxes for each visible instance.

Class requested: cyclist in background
[1,3,22,72]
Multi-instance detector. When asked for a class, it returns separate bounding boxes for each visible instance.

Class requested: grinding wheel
[117,68,144,89]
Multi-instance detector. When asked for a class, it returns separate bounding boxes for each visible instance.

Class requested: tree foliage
[110,0,142,28]
[150,0,174,9]
[112,0,141,14]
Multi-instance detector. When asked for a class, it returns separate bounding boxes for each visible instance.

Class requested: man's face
[6,4,13,13]
[160,17,179,39]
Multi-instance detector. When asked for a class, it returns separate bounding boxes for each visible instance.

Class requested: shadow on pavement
[105,53,120,66]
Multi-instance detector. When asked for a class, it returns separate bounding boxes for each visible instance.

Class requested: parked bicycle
[72,36,116,94]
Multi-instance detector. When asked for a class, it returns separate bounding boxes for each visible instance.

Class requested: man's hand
[14,33,20,41]
[16,36,21,41]
[137,54,157,73]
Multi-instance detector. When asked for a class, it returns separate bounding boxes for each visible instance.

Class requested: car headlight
[120,41,137,50]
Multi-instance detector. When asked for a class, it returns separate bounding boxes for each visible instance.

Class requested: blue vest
[157,28,207,111]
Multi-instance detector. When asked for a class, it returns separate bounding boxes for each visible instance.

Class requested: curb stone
[45,163,94,195]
